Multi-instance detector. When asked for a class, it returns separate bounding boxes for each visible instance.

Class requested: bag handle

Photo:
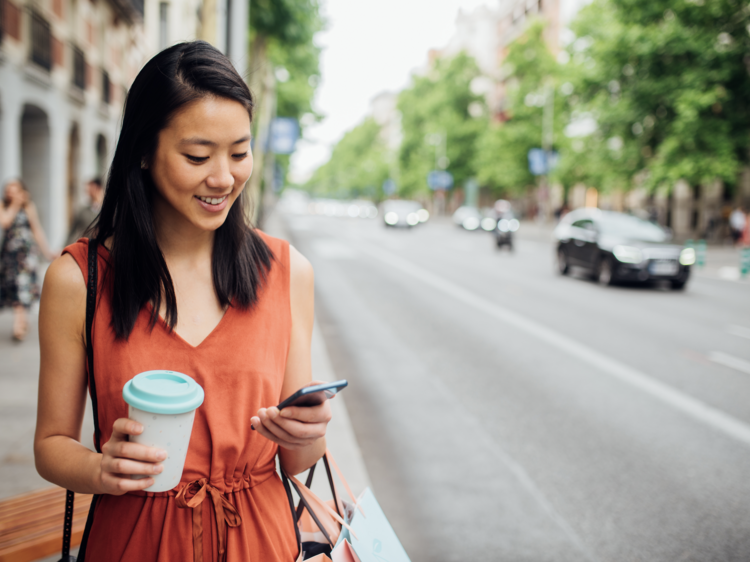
[60,239,101,562]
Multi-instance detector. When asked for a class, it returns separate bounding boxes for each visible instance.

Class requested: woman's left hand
[252,389,333,451]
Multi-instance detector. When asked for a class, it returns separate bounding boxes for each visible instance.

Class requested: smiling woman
[34,41,329,562]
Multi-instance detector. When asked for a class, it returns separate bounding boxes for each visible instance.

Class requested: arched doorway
[21,104,51,234]
[95,133,107,179]
[67,123,80,229]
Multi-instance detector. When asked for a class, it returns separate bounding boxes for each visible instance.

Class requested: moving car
[452,206,498,232]
[381,200,429,228]
[554,209,694,289]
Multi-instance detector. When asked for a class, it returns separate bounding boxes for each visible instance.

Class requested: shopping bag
[304,555,333,562]
[335,488,411,562]
[331,538,362,562]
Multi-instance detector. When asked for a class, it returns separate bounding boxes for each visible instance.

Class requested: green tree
[397,52,485,197]
[305,118,391,200]
[566,0,750,192]
[474,20,569,196]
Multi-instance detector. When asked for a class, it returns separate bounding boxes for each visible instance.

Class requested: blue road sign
[269,118,300,155]
[427,170,454,190]
[528,149,560,175]
[382,178,396,195]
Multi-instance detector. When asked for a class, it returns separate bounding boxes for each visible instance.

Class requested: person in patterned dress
[0,179,56,340]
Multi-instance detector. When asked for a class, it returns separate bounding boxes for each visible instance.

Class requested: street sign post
[427,170,453,190]
[383,178,396,196]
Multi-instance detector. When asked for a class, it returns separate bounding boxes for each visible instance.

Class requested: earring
[140,158,148,170]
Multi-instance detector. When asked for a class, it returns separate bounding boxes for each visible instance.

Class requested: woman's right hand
[97,418,167,495]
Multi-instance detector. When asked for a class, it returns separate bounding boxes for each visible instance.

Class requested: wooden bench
[0,487,93,562]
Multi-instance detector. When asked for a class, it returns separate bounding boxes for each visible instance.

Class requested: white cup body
[128,405,196,492]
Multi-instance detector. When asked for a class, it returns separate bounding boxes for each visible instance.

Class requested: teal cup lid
[123,370,204,415]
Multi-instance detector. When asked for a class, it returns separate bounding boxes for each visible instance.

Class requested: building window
[30,11,52,71]
[102,69,110,104]
[72,45,85,89]
[159,2,168,51]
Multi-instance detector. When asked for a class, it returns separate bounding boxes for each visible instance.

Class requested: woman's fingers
[253,407,327,449]
[278,403,333,423]
[100,418,167,495]
[101,456,163,477]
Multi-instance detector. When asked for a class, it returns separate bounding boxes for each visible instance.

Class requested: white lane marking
[727,325,750,340]
[709,352,750,376]
[309,239,357,260]
[359,243,750,447]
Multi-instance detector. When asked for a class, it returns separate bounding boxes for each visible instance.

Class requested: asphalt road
[281,211,750,562]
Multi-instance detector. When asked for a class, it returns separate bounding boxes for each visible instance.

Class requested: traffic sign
[427,170,453,190]
[527,149,560,176]
[269,118,299,155]
[383,178,396,195]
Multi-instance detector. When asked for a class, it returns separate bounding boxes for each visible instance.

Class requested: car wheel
[557,248,569,275]
[670,279,687,290]
[596,256,614,286]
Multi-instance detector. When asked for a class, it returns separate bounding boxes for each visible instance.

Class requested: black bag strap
[60,239,101,562]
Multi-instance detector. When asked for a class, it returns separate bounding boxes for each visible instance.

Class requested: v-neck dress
[63,233,299,562]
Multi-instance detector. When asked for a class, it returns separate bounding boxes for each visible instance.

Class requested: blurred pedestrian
[34,41,329,561]
[729,206,746,246]
[0,179,57,341]
[66,177,104,245]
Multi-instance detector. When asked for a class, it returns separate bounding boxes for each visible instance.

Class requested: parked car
[554,209,694,289]
[381,200,428,228]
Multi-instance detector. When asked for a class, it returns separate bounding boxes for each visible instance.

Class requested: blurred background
[1,0,750,560]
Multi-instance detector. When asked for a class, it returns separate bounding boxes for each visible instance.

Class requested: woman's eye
[232,152,248,159]
[186,155,209,163]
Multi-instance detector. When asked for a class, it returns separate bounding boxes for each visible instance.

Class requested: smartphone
[277,380,348,410]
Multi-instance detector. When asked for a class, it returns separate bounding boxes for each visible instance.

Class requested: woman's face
[149,96,253,233]
[5,181,23,202]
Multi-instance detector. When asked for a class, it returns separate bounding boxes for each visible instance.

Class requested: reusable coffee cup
[122,370,205,492]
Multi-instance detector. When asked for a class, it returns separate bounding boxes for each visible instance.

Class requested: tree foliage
[305,118,391,199]
[567,0,750,192]
[474,21,568,196]
[397,52,485,197]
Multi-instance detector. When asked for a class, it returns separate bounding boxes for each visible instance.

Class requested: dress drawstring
[176,478,242,562]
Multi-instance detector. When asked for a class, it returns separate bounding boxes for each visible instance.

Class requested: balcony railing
[30,11,51,71]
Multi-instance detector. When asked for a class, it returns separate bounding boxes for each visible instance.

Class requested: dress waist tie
[176,478,242,562]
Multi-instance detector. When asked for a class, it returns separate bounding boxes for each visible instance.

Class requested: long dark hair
[91,41,273,339]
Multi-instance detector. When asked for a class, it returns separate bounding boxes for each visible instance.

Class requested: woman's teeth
[197,195,227,205]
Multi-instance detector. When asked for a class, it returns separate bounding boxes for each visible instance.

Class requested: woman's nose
[206,159,234,189]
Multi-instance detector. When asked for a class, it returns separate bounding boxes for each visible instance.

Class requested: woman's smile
[195,193,230,212]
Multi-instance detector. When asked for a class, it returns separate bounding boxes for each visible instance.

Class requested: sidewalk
[0,219,369,560]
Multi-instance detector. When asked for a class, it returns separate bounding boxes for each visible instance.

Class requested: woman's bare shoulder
[288,244,313,286]
[43,254,86,304]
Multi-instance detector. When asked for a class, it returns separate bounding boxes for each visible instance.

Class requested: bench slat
[0,487,93,562]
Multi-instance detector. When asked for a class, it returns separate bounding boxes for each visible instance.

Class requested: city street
[281,211,750,562]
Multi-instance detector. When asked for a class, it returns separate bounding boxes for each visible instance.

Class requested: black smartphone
[277,380,348,410]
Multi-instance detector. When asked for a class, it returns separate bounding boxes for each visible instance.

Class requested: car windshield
[598,214,668,242]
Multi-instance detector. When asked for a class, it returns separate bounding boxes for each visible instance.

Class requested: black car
[554,209,694,289]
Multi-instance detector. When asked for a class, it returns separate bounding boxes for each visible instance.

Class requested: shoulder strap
[60,239,101,562]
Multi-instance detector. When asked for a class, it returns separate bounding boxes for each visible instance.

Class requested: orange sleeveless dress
[63,233,300,562]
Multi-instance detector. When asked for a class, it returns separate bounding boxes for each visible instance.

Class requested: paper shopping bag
[335,488,411,562]
[331,538,362,562]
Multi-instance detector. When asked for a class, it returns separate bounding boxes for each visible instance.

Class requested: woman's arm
[25,203,57,260]
[252,245,331,476]
[34,254,166,494]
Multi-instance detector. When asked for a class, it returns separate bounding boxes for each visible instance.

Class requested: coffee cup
[122,370,205,492]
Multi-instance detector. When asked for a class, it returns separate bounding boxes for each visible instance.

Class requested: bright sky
[288,0,494,183]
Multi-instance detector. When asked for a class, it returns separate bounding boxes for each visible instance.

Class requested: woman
[0,179,56,340]
[34,41,330,561]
